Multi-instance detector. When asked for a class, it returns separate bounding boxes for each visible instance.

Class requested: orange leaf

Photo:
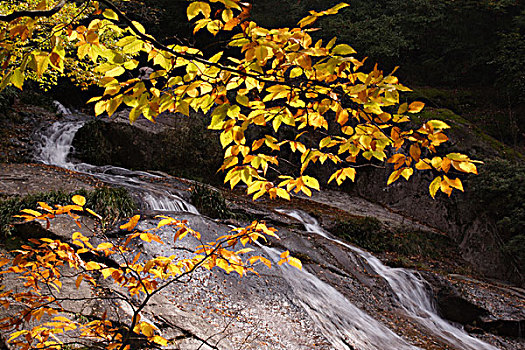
[120,215,140,231]
[408,101,425,113]
[75,275,83,288]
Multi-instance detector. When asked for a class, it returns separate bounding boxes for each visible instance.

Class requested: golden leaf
[72,195,86,206]
[120,215,140,231]
[408,101,425,113]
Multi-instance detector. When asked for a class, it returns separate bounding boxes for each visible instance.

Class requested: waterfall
[277,209,499,350]
[33,118,501,350]
[263,245,419,350]
[34,119,198,214]
[53,100,73,116]
[35,120,85,169]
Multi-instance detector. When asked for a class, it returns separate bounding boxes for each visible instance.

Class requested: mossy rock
[410,107,522,160]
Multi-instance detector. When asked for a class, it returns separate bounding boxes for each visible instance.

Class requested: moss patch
[190,183,234,220]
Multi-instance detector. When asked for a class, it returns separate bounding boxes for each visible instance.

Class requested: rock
[437,293,488,325]
[72,112,224,184]
[422,271,525,340]
[480,319,525,338]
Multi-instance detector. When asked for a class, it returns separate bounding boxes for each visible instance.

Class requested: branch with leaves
[0,195,300,349]
[0,0,480,201]
[0,0,68,22]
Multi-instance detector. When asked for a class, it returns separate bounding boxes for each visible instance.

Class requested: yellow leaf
[427,119,450,130]
[398,102,408,114]
[85,261,101,270]
[287,257,302,270]
[415,160,432,170]
[151,335,168,346]
[140,322,156,337]
[298,15,318,28]
[11,68,24,90]
[96,242,113,251]
[444,176,464,191]
[20,209,42,217]
[103,9,119,21]
[187,2,212,20]
[453,161,478,174]
[302,176,320,191]
[72,195,86,206]
[332,44,356,55]
[132,21,146,34]
[32,52,50,77]
[290,67,303,78]
[429,176,441,199]
[387,169,402,185]
[105,66,125,77]
[86,208,103,220]
[400,167,413,180]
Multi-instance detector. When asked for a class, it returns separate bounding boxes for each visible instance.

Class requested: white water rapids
[32,111,499,350]
[276,209,499,350]
[263,245,419,350]
[35,117,198,214]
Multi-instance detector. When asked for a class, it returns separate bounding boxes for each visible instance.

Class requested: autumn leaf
[408,101,425,113]
[429,176,441,199]
[72,195,86,206]
[120,215,140,231]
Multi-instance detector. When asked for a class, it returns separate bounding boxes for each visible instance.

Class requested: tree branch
[0,0,68,22]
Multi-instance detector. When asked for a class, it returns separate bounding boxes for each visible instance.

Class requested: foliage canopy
[0,0,480,199]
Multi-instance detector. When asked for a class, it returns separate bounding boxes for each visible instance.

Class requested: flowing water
[276,209,499,350]
[263,246,419,350]
[32,112,498,350]
[35,116,198,214]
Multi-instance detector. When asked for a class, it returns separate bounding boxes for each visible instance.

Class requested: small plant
[190,183,233,220]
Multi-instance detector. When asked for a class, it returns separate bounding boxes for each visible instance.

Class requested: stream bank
[0,103,523,349]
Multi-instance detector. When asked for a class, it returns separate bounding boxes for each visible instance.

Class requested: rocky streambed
[0,105,523,349]
[0,162,523,350]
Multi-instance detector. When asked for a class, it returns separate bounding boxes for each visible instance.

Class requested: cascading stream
[33,112,498,350]
[277,209,499,350]
[35,120,85,169]
[34,116,198,214]
[262,245,419,350]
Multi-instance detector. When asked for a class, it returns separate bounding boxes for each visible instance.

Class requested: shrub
[190,183,233,220]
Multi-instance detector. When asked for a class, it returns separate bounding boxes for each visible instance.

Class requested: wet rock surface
[2,163,524,349]
[1,106,524,350]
